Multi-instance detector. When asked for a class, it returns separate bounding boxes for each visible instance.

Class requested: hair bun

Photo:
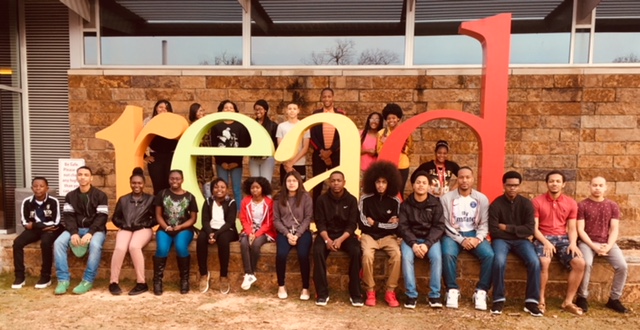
[132,167,144,176]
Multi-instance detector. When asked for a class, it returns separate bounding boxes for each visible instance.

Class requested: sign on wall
[58,158,85,196]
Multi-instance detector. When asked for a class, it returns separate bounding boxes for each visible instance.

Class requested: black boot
[178,256,191,294]
[153,256,167,296]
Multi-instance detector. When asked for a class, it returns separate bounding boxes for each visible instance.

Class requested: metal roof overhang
[99,0,640,37]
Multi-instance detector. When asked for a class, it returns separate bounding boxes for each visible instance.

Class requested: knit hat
[254,99,270,113]
[435,140,449,152]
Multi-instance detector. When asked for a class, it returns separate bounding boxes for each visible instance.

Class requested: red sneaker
[385,291,400,307]
[365,291,376,306]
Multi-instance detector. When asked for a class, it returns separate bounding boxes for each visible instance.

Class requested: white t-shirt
[276,121,310,166]
[251,199,266,232]
[209,202,225,230]
[452,195,478,232]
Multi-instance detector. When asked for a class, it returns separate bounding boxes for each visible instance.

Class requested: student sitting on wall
[108,167,156,296]
[239,176,275,291]
[12,176,63,290]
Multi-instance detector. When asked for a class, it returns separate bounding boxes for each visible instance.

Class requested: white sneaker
[241,273,257,290]
[474,290,488,311]
[300,289,310,301]
[278,286,288,299]
[446,289,460,309]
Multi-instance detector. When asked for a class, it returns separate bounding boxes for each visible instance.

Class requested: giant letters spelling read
[96,14,511,227]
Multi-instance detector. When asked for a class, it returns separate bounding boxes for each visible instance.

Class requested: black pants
[311,151,340,203]
[148,153,173,196]
[13,227,63,278]
[276,231,312,288]
[312,234,362,299]
[399,168,409,193]
[196,229,238,277]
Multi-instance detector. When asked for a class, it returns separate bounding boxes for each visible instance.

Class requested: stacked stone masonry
[1,233,639,302]
[68,71,640,238]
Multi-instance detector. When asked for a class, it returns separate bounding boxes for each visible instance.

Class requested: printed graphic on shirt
[452,195,478,232]
[216,127,239,148]
[163,195,191,226]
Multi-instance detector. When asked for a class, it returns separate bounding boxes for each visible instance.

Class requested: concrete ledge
[1,232,638,302]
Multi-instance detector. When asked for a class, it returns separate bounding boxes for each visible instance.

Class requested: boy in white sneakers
[440,167,494,310]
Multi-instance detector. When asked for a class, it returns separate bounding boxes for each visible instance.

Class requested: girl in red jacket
[239,176,275,290]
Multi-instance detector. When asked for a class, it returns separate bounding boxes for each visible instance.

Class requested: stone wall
[2,233,639,302]
[68,68,640,236]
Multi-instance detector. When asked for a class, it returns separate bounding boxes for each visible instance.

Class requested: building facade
[1,0,640,233]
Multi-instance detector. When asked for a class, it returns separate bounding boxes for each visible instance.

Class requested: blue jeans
[401,239,442,299]
[216,165,243,211]
[54,229,106,283]
[155,229,194,258]
[492,239,540,303]
[442,231,494,291]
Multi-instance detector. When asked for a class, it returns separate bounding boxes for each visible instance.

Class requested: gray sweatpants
[578,242,628,300]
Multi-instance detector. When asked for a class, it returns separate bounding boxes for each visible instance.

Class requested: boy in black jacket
[12,177,63,289]
[312,171,362,307]
[489,171,542,316]
[54,166,108,295]
[398,171,445,309]
[359,161,403,307]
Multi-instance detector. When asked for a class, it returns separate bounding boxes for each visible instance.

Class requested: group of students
[11,161,630,317]
[10,90,630,317]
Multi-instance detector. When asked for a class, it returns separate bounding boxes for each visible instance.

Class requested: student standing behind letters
[211,100,251,210]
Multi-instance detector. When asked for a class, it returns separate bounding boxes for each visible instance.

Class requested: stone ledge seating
[1,232,639,303]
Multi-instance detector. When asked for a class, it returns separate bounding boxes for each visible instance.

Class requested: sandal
[562,303,584,316]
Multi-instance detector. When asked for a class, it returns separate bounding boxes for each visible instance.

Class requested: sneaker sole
[315,297,330,306]
[524,307,544,317]
[491,310,503,315]
[429,303,443,308]
[404,304,416,309]
[35,281,52,289]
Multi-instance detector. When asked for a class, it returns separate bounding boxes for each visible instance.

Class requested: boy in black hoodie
[398,171,445,309]
[312,171,362,307]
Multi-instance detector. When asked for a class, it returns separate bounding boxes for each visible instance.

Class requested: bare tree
[305,39,400,66]
[215,51,242,65]
[358,48,400,65]
[307,39,356,65]
[613,53,640,63]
